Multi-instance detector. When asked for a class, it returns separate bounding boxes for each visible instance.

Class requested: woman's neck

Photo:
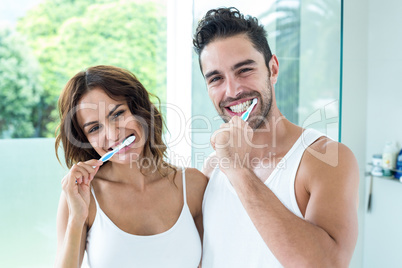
[97,158,174,190]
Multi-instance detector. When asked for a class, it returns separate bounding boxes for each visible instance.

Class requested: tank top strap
[181,167,187,204]
[90,186,100,209]
[300,128,325,149]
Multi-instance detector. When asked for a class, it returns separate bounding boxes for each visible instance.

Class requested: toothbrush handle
[100,149,118,162]
[241,110,251,121]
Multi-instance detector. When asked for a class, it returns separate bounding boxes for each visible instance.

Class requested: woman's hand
[61,159,103,225]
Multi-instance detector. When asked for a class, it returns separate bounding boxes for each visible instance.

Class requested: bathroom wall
[363,0,402,266]
[343,0,402,267]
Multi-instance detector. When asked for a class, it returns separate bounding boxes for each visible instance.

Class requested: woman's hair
[55,65,175,177]
[193,7,272,71]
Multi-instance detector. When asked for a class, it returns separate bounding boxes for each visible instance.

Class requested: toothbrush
[99,135,136,163]
[241,98,258,121]
[86,136,135,177]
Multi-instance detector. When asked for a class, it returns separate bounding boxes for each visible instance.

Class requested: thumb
[211,140,216,151]
[210,130,217,151]
[210,136,216,151]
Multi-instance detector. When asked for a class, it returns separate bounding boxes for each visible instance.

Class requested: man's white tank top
[202,129,324,267]
[85,168,201,268]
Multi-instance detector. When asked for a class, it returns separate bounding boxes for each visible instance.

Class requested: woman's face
[76,88,146,164]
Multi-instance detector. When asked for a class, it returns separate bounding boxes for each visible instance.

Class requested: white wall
[166,0,193,165]
[363,0,402,267]
[342,0,369,267]
[343,0,402,267]
[365,1,402,161]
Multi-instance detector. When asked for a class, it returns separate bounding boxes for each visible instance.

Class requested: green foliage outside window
[2,0,167,138]
[0,28,43,138]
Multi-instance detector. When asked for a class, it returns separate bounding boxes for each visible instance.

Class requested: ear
[268,54,279,84]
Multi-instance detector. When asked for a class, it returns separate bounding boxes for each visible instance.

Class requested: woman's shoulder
[183,167,208,190]
[185,167,208,184]
[181,167,207,218]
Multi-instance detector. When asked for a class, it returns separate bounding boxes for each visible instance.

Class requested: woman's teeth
[229,100,252,113]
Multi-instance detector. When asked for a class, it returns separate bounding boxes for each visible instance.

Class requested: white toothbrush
[99,135,136,163]
[241,98,258,121]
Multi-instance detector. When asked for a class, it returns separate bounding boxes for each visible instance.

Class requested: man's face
[200,34,273,129]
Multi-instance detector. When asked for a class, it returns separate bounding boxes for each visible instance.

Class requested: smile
[109,134,135,151]
[228,99,253,113]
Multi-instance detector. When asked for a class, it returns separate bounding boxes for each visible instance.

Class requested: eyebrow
[233,59,256,70]
[204,70,220,80]
[108,104,123,117]
[204,59,257,80]
[82,104,123,129]
[83,120,97,129]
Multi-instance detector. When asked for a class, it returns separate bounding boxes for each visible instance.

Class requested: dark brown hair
[55,65,175,177]
[193,7,272,72]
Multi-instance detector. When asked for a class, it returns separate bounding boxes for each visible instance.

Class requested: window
[0,0,167,266]
[190,0,342,169]
[0,0,341,266]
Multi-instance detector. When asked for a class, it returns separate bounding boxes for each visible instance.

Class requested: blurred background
[0,0,400,267]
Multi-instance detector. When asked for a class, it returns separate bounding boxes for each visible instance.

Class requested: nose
[225,77,242,98]
[105,123,120,146]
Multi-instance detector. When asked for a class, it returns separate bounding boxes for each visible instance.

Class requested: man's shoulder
[300,136,359,188]
[305,136,356,168]
[202,152,219,181]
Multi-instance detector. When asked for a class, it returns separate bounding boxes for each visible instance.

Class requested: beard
[217,78,273,130]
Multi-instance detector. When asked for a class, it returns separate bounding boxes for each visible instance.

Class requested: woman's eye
[88,125,100,134]
[113,110,124,119]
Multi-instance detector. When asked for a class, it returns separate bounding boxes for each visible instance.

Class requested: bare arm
[211,117,359,267]
[55,160,102,268]
[224,141,359,267]
[185,168,208,239]
[56,192,88,267]
[185,168,208,268]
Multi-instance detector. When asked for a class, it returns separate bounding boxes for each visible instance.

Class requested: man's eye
[209,76,221,83]
[240,68,252,73]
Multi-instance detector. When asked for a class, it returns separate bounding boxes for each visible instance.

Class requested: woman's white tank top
[202,129,324,267]
[85,168,201,268]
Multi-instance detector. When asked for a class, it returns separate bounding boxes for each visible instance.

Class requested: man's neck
[250,111,303,159]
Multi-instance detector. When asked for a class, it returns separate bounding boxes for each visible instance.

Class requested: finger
[88,159,104,169]
[61,176,69,191]
[211,139,216,151]
[220,122,230,129]
[234,116,247,128]
[83,175,89,185]
[84,159,103,167]
[89,165,101,182]
[77,161,100,177]
[231,115,240,121]
[211,129,218,151]
[68,165,89,186]
[229,116,241,125]
[76,176,83,184]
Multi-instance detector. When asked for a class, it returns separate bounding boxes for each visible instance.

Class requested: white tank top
[202,129,324,267]
[85,168,201,268]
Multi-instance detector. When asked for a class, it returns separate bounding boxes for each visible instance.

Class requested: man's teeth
[229,100,252,113]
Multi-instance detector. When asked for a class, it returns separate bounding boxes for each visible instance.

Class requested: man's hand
[210,116,254,175]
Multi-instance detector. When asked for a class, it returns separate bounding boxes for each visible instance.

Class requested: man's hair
[193,7,272,70]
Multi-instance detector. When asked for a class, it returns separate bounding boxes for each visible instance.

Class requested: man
[193,7,359,268]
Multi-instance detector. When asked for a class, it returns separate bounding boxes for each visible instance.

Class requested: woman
[55,65,207,267]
